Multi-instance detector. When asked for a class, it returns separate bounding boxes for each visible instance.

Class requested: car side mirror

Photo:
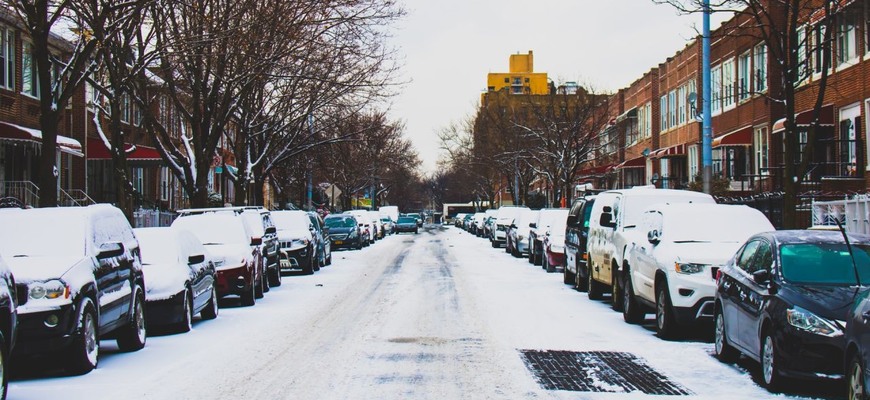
[265,226,276,235]
[251,237,263,246]
[97,242,124,259]
[566,216,577,227]
[752,269,771,284]
[188,254,205,264]
[529,222,537,229]
[599,212,616,228]
[647,230,660,245]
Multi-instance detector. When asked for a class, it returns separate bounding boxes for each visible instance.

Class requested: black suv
[564,195,596,290]
[0,205,146,375]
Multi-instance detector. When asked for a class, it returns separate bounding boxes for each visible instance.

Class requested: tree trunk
[37,115,59,207]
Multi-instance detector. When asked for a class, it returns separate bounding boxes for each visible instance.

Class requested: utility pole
[702,0,713,194]
[307,114,315,210]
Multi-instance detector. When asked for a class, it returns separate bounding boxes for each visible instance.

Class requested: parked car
[621,204,774,337]
[308,211,332,267]
[481,209,498,238]
[408,212,424,227]
[380,217,394,236]
[587,187,714,310]
[528,208,569,265]
[453,213,467,227]
[714,230,870,390]
[271,210,319,275]
[368,211,385,239]
[471,212,487,236]
[492,206,528,248]
[0,254,16,398]
[846,288,870,400]
[394,216,419,234]
[542,216,569,273]
[171,213,262,306]
[379,206,399,223]
[507,209,538,258]
[346,210,375,244]
[565,195,596,291]
[134,227,219,333]
[0,205,146,375]
[324,215,363,250]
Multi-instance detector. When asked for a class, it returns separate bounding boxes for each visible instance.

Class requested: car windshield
[780,243,870,285]
[325,217,356,228]
[136,229,180,265]
[582,201,595,229]
[0,210,86,257]
[398,217,416,224]
[539,209,568,228]
[173,215,248,245]
[271,211,310,230]
[241,212,265,236]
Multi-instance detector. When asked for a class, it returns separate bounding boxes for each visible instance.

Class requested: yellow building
[486,51,549,95]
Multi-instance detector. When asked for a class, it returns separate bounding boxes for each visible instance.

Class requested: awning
[0,121,83,157]
[615,107,637,123]
[86,137,162,161]
[650,143,687,158]
[576,163,615,177]
[615,156,646,169]
[713,125,752,148]
[772,104,834,133]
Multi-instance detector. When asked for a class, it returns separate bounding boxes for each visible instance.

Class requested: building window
[643,102,652,138]
[688,144,699,181]
[22,42,39,98]
[132,167,144,194]
[840,104,860,176]
[160,167,170,201]
[754,126,768,176]
[837,5,858,66]
[0,26,14,90]
[685,79,696,121]
[668,90,677,128]
[660,95,668,131]
[713,66,723,113]
[120,93,130,123]
[722,58,735,110]
[813,24,831,74]
[738,51,751,100]
[677,85,687,125]
[796,27,809,83]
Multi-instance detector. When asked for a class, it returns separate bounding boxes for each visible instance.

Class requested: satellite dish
[642,148,651,157]
[687,92,697,106]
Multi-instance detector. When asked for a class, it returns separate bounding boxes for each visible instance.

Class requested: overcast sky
[388,0,724,174]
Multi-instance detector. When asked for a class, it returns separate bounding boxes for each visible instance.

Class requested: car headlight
[675,262,706,274]
[29,279,69,300]
[787,306,842,337]
[348,230,358,238]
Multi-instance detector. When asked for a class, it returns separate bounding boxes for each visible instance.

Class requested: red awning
[713,125,752,148]
[86,137,162,161]
[615,156,646,169]
[650,143,686,158]
[576,163,615,177]
[0,121,82,157]
[772,104,834,133]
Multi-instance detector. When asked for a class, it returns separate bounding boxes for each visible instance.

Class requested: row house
[0,11,238,210]
[594,0,870,198]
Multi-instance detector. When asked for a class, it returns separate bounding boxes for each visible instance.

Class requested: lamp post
[702,0,713,194]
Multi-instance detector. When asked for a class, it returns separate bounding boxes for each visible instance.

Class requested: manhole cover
[520,350,692,395]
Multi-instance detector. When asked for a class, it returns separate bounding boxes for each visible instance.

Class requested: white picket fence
[133,209,176,228]
[812,195,870,235]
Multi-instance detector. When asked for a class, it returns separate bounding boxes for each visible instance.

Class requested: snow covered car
[393,216,419,234]
[507,209,538,258]
[240,207,281,288]
[346,210,375,243]
[379,217,394,236]
[0,254,16,399]
[134,227,219,333]
[528,208,568,265]
[621,204,774,337]
[308,211,332,267]
[171,213,263,306]
[542,216,568,273]
[492,206,528,248]
[0,205,147,375]
[271,210,319,275]
[324,215,363,250]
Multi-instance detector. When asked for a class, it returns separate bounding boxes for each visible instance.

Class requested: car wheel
[761,331,783,390]
[611,269,623,312]
[0,332,6,400]
[262,264,271,293]
[173,288,193,334]
[575,263,588,292]
[545,253,555,273]
[356,240,363,250]
[849,354,866,400]
[240,275,256,307]
[117,288,147,352]
[655,281,678,339]
[66,298,99,375]
[269,265,282,287]
[200,286,219,320]
[326,253,332,266]
[714,307,739,363]
[588,265,603,300]
[491,240,498,248]
[563,262,575,285]
[303,255,315,275]
[527,243,535,264]
[623,275,644,324]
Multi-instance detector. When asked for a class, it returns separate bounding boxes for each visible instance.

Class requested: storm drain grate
[520,350,692,395]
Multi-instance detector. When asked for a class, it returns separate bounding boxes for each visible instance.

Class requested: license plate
[334,240,343,245]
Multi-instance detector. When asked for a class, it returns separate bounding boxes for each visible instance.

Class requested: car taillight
[715,268,723,284]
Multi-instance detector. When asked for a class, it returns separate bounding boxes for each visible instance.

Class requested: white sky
[389,0,727,175]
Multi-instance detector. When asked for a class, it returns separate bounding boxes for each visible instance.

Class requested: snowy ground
[9,225,844,399]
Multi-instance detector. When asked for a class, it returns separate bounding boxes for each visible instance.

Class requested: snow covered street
[9,225,844,399]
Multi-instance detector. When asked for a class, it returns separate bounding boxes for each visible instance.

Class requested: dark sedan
[324,215,363,250]
[714,230,870,391]
[847,288,870,400]
[394,216,419,234]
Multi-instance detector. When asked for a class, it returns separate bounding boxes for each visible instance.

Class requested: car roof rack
[176,207,247,216]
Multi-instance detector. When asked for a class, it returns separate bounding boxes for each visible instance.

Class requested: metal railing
[0,181,39,207]
[133,208,176,228]
[59,189,95,207]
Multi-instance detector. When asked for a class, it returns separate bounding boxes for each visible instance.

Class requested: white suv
[621,203,774,337]
[491,206,528,248]
[586,186,714,309]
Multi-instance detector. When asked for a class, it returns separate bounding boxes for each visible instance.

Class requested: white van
[585,186,715,308]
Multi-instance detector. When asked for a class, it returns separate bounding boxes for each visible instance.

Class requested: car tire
[256,270,266,298]
[575,263,588,292]
[611,269,623,312]
[117,288,147,352]
[563,263,575,285]
[356,240,363,250]
[66,298,99,375]
[588,265,604,300]
[527,242,535,264]
[761,331,784,390]
[623,275,644,324]
[714,307,739,363]
[240,276,256,307]
[200,286,219,320]
[491,240,498,248]
[262,264,271,293]
[545,253,555,273]
[326,253,332,266]
[173,288,193,334]
[0,332,6,400]
[303,255,315,275]
[849,353,866,400]
[655,281,678,339]
[269,266,282,287]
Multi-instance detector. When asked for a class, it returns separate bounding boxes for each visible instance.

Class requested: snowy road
[9,225,844,399]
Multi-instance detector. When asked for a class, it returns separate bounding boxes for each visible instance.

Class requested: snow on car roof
[271,210,311,230]
[0,207,88,258]
[172,213,249,245]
